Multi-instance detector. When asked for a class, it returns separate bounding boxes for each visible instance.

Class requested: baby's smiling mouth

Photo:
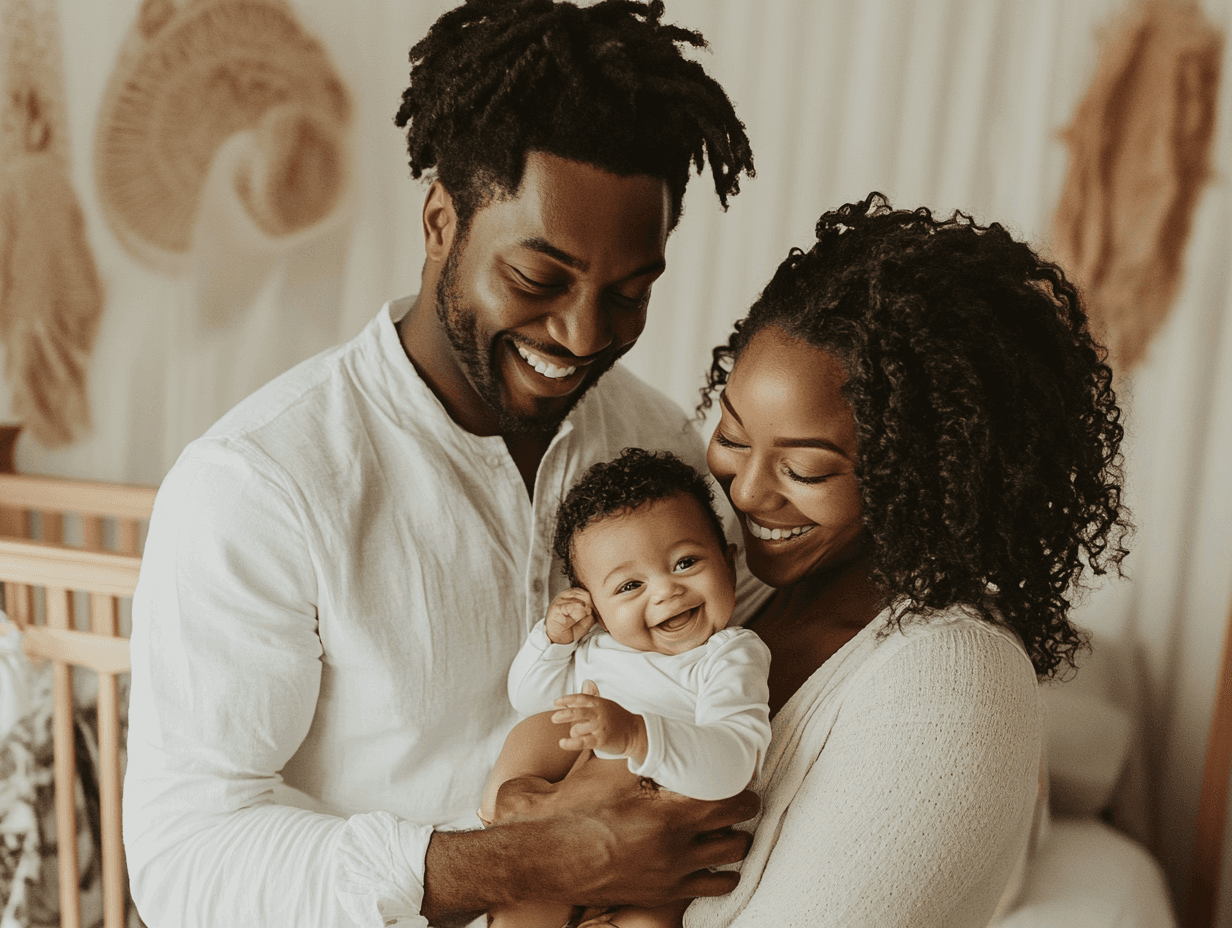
[656,606,699,631]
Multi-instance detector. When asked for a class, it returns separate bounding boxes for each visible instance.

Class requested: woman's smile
[744,516,817,542]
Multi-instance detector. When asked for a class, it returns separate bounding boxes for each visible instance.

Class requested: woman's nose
[728,457,776,514]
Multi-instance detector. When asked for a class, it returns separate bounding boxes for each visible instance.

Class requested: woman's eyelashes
[714,430,833,485]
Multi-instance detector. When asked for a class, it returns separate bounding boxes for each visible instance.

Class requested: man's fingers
[678,867,742,899]
[691,788,760,831]
[691,828,754,871]
[581,678,599,696]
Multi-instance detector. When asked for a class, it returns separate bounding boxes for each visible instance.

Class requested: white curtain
[9,0,1230,923]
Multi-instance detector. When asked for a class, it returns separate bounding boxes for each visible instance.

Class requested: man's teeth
[747,519,815,541]
[516,345,577,379]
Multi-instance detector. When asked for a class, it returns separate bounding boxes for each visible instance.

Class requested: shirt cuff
[623,712,666,781]
[336,812,434,927]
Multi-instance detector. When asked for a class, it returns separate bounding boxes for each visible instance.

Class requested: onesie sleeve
[124,440,432,928]
[688,623,1042,928]
[506,618,582,716]
[631,629,772,800]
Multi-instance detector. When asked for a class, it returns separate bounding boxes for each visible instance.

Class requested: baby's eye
[673,556,698,572]
[616,580,642,594]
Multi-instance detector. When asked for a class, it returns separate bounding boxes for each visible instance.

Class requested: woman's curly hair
[553,448,727,588]
[393,0,754,236]
[701,192,1131,679]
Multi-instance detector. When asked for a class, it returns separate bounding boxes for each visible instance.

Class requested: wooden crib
[0,472,156,928]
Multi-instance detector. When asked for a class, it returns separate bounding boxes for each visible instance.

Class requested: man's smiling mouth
[516,344,577,379]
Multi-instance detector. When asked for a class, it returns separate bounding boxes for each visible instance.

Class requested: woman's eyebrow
[721,391,849,457]
[719,390,743,424]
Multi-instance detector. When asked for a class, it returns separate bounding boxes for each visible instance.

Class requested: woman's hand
[552,681,649,764]
[546,588,597,644]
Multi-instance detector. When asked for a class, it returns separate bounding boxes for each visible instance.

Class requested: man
[124,2,765,925]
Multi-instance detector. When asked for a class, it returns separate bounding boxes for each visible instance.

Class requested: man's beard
[434,239,621,436]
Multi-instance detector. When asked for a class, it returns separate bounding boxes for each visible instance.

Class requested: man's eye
[514,269,557,290]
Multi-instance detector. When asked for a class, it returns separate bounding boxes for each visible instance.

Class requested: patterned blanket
[0,634,143,928]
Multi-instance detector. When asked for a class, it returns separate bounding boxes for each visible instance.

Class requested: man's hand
[552,684,649,764]
[546,588,597,644]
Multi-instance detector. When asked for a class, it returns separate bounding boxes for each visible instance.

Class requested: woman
[684,192,1130,927]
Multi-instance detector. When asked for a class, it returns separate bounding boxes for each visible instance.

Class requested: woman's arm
[688,622,1042,928]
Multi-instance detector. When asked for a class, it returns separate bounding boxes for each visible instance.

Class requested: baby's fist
[545,588,596,644]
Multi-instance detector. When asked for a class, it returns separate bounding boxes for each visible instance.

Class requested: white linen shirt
[508,622,771,800]
[123,298,770,928]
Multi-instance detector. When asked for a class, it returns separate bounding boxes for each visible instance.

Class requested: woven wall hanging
[0,0,103,448]
[1051,0,1223,374]
[94,0,352,276]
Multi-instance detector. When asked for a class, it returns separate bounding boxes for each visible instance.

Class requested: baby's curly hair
[393,0,754,237]
[701,192,1131,679]
[553,448,727,588]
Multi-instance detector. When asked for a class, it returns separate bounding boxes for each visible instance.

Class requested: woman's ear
[422,180,456,263]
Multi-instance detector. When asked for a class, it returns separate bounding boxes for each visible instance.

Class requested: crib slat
[82,514,106,552]
[90,592,126,927]
[98,669,125,928]
[4,580,32,628]
[47,584,82,928]
[117,517,140,556]
[43,510,64,545]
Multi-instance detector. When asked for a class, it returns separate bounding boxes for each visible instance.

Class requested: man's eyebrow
[720,391,848,457]
[517,237,666,281]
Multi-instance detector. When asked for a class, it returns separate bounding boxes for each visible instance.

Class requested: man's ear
[422,180,456,263]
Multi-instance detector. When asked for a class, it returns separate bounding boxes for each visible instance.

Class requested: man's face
[434,152,670,435]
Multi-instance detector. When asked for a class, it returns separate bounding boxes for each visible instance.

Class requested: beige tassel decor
[0,0,103,447]
[1051,0,1223,374]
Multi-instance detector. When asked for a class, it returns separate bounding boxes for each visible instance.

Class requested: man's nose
[546,291,614,359]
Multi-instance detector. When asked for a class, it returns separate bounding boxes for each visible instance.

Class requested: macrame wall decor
[0,0,104,448]
[94,0,352,325]
[1051,0,1223,374]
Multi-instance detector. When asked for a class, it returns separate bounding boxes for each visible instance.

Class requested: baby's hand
[545,588,596,644]
[553,684,649,765]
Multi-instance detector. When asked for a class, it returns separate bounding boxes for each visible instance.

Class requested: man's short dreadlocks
[393,0,754,236]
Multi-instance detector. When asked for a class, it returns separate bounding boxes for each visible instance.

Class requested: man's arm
[125,444,432,927]
[422,756,760,927]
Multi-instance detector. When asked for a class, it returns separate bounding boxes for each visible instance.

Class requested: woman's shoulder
[854,605,1040,711]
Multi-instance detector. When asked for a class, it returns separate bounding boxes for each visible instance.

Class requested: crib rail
[0,473,155,928]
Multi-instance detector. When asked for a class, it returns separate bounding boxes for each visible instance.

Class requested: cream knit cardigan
[686,607,1044,928]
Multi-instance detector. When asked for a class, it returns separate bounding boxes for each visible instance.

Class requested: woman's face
[707,325,867,589]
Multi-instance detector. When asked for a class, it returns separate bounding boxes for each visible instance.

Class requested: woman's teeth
[516,345,577,379]
[747,519,815,541]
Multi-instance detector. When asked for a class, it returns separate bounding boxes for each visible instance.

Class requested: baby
[480,447,771,928]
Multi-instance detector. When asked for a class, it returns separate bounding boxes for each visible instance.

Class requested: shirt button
[532,579,544,594]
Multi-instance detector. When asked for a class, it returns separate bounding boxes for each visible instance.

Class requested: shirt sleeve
[687,623,1042,928]
[123,440,433,928]
[631,630,772,801]
[506,618,582,716]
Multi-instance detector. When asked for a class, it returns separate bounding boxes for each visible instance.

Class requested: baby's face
[573,492,737,655]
